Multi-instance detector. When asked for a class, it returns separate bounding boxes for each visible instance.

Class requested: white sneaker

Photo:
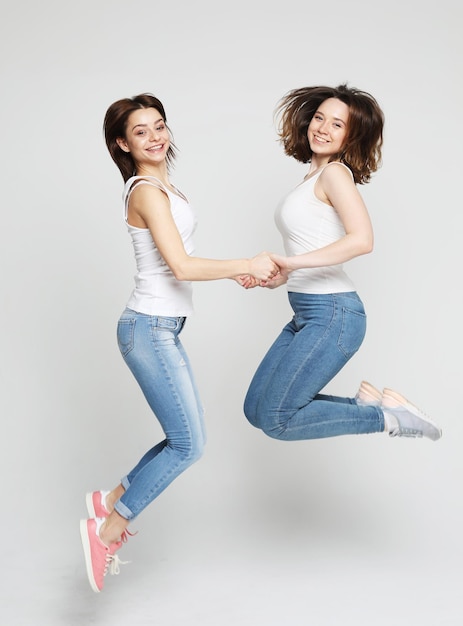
[355,381,382,406]
[381,388,442,441]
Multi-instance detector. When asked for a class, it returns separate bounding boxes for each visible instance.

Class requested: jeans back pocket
[338,307,367,358]
[117,319,136,357]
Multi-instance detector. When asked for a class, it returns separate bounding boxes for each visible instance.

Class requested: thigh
[244,319,296,418]
[176,333,206,443]
[118,312,203,441]
[261,292,366,414]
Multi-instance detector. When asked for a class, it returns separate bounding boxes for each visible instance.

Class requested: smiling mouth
[314,135,329,143]
[146,143,165,152]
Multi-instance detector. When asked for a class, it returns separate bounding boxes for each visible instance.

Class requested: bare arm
[130,184,278,281]
[272,164,374,273]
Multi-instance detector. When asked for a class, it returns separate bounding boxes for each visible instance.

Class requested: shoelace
[388,424,422,438]
[121,528,137,543]
[102,529,137,577]
[104,552,129,577]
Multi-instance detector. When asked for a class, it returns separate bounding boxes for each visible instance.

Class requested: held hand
[234,275,260,289]
[249,252,280,281]
[260,268,289,289]
[269,253,292,272]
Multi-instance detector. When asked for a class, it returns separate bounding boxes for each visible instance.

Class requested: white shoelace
[105,552,129,577]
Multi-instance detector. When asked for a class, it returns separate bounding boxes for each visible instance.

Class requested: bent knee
[189,440,205,464]
[261,424,287,440]
[252,413,290,440]
[243,402,261,429]
[185,436,206,465]
[168,435,205,467]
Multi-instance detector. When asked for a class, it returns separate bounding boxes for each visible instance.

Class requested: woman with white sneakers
[242,84,442,444]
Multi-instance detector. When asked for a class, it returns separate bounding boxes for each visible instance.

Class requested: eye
[156,124,166,132]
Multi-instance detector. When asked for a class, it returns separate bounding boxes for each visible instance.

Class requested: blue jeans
[114,309,206,520]
[244,292,384,440]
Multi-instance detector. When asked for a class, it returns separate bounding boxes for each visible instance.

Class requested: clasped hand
[236,252,289,290]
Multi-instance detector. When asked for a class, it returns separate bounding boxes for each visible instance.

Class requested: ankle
[98,520,111,547]
[382,409,399,434]
[105,493,115,513]
[99,510,129,546]
[106,485,125,513]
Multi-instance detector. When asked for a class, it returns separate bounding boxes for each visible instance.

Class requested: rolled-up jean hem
[114,498,135,521]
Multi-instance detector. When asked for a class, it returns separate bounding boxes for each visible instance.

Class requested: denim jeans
[244,292,384,440]
[114,309,206,520]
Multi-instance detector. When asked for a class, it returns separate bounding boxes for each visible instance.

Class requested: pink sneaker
[355,381,382,406]
[86,491,110,518]
[80,518,125,592]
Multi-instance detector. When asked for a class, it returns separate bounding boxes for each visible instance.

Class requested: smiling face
[116,107,170,172]
[307,97,349,164]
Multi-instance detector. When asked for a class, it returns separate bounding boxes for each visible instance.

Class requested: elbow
[357,235,374,256]
[172,266,189,281]
[162,252,193,281]
[347,232,374,259]
[171,258,193,281]
[362,240,374,255]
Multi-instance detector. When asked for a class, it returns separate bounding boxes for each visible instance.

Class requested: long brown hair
[103,93,177,181]
[276,84,384,184]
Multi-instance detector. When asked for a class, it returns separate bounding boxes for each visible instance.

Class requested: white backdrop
[1,1,462,625]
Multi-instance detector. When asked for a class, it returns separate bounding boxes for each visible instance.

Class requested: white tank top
[122,176,196,316]
[274,162,356,294]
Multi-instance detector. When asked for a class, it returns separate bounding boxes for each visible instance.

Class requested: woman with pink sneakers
[243,85,442,444]
[80,94,278,592]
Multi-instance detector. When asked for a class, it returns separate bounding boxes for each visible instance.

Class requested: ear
[116,137,130,153]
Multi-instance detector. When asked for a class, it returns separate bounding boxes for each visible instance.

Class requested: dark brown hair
[103,93,177,181]
[276,84,384,184]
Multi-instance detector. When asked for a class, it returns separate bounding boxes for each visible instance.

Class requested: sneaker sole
[382,389,442,440]
[358,381,382,403]
[85,493,97,518]
[79,519,101,593]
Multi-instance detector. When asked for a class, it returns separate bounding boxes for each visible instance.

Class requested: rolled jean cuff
[121,475,131,491]
[112,476,135,520]
[114,498,135,521]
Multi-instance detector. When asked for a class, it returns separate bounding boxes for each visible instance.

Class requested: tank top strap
[122,176,169,221]
[321,161,354,179]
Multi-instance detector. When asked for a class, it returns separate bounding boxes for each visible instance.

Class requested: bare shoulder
[320,162,354,185]
[126,181,172,229]
[130,181,170,211]
[315,163,355,205]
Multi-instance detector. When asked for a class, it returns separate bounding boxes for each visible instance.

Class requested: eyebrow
[131,118,164,131]
[315,110,347,124]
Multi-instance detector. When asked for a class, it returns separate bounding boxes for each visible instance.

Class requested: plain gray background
[1,1,461,624]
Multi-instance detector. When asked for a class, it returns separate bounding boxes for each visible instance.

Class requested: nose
[149,127,161,141]
[318,120,329,134]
